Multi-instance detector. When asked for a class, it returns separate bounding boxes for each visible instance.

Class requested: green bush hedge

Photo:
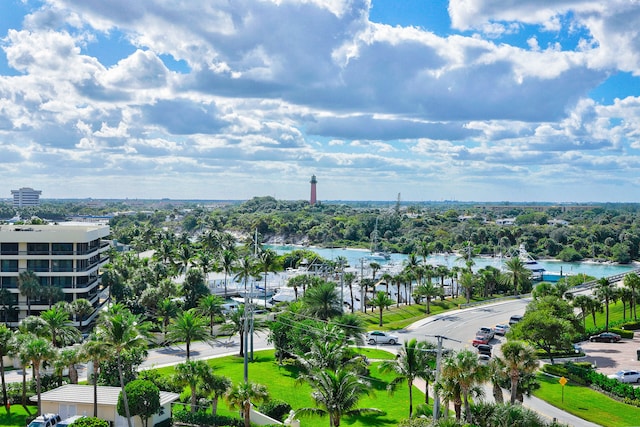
[610,327,634,339]
[173,410,244,427]
[620,320,640,330]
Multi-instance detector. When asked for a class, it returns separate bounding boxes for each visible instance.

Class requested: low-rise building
[32,384,179,427]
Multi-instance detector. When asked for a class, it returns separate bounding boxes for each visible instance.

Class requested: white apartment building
[11,187,42,207]
[0,224,111,326]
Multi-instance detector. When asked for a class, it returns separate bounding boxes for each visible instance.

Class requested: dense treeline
[4,197,640,263]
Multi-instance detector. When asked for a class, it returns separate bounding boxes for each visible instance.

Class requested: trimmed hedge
[609,327,634,339]
[173,410,244,427]
[621,320,640,330]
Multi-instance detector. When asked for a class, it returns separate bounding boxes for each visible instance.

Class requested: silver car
[366,331,399,345]
[607,370,640,383]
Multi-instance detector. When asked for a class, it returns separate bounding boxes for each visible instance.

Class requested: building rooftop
[32,384,179,406]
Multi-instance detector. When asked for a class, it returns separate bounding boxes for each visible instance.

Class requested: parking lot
[578,334,640,375]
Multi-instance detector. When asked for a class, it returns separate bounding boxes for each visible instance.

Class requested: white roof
[31,384,179,406]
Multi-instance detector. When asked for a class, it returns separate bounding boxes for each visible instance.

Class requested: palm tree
[18,270,40,316]
[200,371,232,415]
[258,248,279,303]
[166,309,212,361]
[174,360,211,412]
[82,338,112,417]
[624,272,640,320]
[440,349,488,423]
[302,282,342,320]
[225,381,270,427]
[572,294,593,331]
[155,298,180,343]
[459,272,475,304]
[503,257,530,297]
[415,282,438,314]
[296,367,382,427]
[371,291,393,327]
[22,335,56,416]
[96,308,150,427]
[55,347,83,385]
[0,325,15,414]
[71,298,93,330]
[40,306,81,347]
[343,272,356,313]
[499,340,539,404]
[379,338,432,418]
[198,294,224,335]
[330,314,365,346]
[220,249,237,298]
[595,277,617,331]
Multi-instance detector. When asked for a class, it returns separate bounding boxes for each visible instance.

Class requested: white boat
[518,244,545,279]
[368,218,391,261]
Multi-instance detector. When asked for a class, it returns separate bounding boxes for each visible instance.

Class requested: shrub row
[172,410,244,427]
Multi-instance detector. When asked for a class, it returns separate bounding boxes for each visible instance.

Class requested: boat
[367,219,391,261]
[518,244,545,279]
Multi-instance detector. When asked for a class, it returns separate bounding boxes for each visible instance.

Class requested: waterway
[268,245,635,280]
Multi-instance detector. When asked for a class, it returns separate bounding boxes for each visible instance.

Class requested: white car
[493,324,510,336]
[607,370,640,383]
[366,331,399,345]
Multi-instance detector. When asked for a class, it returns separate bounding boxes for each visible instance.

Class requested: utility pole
[426,334,461,420]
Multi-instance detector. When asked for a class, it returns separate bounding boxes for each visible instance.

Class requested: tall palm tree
[503,257,530,297]
[174,360,211,412]
[258,248,279,303]
[572,294,593,331]
[595,277,617,331]
[330,314,365,346]
[198,294,224,335]
[71,298,93,330]
[220,249,237,298]
[96,308,150,427]
[226,381,270,427]
[0,325,15,414]
[440,349,488,423]
[155,298,180,343]
[55,347,83,385]
[22,335,56,416]
[624,272,640,320]
[166,309,212,361]
[40,306,81,347]
[379,338,433,418]
[499,340,539,404]
[18,270,40,316]
[371,291,393,327]
[343,272,356,313]
[82,338,111,417]
[296,367,382,427]
[302,282,342,320]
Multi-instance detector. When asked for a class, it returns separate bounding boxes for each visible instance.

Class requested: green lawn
[158,349,424,426]
[357,295,492,331]
[533,373,640,427]
[0,404,38,427]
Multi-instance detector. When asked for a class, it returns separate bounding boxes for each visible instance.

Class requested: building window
[1,260,18,272]
[0,243,18,255]
[27,243,49,255]
[1,277,18,289]
[77,243,89,255]
[52,243,74,255]
[51,277,73,288]
[52,260,73,272]
[27,259,50,272]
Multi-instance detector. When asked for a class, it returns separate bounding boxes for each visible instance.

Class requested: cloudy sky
[1,0,640,203]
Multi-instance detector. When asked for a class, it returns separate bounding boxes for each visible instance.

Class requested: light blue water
[268,245,635,280]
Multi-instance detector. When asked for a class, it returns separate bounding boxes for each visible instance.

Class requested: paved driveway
[579,334,640,375]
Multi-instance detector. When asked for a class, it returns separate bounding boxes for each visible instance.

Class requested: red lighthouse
[310,175,318,205]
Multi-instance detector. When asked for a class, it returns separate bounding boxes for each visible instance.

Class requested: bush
[258,399,292,422]
[71,417,109,427]
[621,321,640,330]
[173,409,244,427]
[610,328,634,339]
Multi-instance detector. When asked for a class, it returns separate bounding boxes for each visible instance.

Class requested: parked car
[509,314,524,325]
[478,354,491,365]
[28,414,62,427]
[573,343,583,354]
[607,369,640,383]
[493,324,510,336]
[590,332,622,343]
[472,335,491,347]
[366,331,398,345]
[476,327,495,340]
[477,344,492,356]
[58,416,85,427]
